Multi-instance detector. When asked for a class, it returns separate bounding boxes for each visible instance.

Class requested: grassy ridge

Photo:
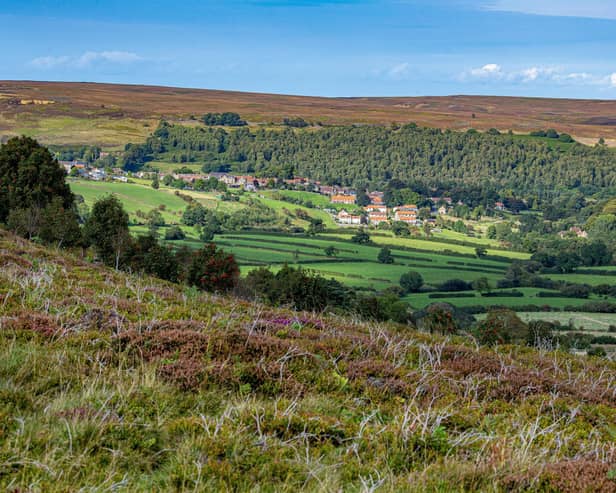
[0,229,615,491]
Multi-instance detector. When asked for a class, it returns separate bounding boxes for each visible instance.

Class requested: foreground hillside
[0,229,615,492]
[2,81,616,146]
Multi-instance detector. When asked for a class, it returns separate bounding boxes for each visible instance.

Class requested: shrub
[439,279,472,292]
[164,226,186,241]
[185,243,239,293]
[377,247,394,264]
[474,309,528,346]
[400,271,423,294]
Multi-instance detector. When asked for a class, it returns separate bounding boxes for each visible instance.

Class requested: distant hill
[2,80,616,147]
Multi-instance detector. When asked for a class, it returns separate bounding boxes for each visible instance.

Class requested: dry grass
[2,81,616,145]
[0,228,615,491]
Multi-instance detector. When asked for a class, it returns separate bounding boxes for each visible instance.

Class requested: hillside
[0,228,615,492]
[2,81,616,147]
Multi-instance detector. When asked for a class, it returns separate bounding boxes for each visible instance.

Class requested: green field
[68,179,614,314]
[321,232,531,260]
[402,288,616,310]
[514,312,616,332]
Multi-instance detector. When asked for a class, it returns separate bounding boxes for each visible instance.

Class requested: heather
[0,230,614,492]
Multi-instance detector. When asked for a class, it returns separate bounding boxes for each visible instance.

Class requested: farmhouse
[331,194,356,205]
[394,204,418,213]
[337,210,362,225]
[364,204,388,214]
[368,192,385,205]
[394,210,419,225]
[368,212,388,225]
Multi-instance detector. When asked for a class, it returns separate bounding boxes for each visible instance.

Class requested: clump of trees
[0,136,82,248]
[202,112,247,126]
[83,195,238,292]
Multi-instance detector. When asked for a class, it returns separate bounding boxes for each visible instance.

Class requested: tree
[151,176,160,189]
[400,271,423,294]
[38,197,82,248]
[474,309,528,346]
[0,136,74,224]
[128,234,179,282]
[186,243,239,292]
[164,225,186,241]
[351,228,371,244]
[471,277,491,294]
[324,245,338,257]
[84,195,131,269]
[377,247,394,264]
[355,190,371,207]
[475,246,487,258]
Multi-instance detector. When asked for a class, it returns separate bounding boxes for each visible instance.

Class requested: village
[61,160,510,228]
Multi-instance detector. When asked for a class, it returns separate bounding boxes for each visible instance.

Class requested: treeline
[0,136,239,294]
[122,121,616,192]
[202,112,247,126]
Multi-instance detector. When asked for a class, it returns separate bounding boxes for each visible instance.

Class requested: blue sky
[2,0,616,97]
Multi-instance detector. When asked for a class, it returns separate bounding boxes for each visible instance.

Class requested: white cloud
[463,64,616,88]
[29,51,143,69]
[388,62,410,79]
[470,63,503,78]
[30,55,71,69]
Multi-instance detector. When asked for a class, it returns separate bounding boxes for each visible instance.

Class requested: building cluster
[60,161,128,183]
[64,162,508,227]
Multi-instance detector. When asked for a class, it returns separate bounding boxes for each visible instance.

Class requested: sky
[1,0,616,98]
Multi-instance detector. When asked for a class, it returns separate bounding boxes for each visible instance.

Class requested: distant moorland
[3,81,616,147]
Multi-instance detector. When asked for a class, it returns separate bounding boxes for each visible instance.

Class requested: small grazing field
[515,312,616,332]
[402,288,616,310]
[321,233,530,260]
[70,180,188,222]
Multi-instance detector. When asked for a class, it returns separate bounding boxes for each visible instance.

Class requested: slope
[0,229,615,492]
[2,81,616,146]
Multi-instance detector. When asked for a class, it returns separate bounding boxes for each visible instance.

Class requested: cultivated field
[68,179,616,313]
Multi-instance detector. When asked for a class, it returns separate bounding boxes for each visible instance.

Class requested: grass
[402,288,616,310]
[321,233,531,260]
[0,228,615,491]
[0,113,155,149]
[4,81,616,142]
[514,312,616,332]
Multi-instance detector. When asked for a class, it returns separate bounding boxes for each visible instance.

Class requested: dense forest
[123,121,616,192]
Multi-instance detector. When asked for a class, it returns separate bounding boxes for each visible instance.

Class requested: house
[337,210,362,225]
[394,210,419,225]
[368,212,388,225]
[394,204,418,213]
[113,175,128,183]
[368,191,385,205]
[431,196,453,205]
[89,168,106,181]
[437,206,448,215]
[495,201,506,211]
[331,194,356,205]
[559,227,588,239]
[174,173,207,183]
[364,204,388,214]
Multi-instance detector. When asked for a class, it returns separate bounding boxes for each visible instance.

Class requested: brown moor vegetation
[0,228,615,491]
[2,81,616,144]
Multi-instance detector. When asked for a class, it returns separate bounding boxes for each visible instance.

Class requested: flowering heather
[0,229,614,492]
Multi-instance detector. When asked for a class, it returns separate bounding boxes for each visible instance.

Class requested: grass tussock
[0,229,615,492]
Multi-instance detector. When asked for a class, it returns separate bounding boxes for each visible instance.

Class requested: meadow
[68,179,616,316]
